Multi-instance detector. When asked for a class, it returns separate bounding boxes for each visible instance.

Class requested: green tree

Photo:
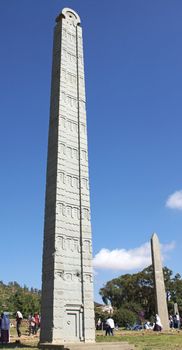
[99,266,155,319]
[113,308,136,327]
[0,281,41,317]
[99,265,182,320]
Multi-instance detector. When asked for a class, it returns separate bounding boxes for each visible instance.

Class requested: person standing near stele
[105,317,115,336]
[1,313,10,343]
[16,311,23,337]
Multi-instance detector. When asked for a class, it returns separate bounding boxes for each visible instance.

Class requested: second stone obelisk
[151,232,169,330]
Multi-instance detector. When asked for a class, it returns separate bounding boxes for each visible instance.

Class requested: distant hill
[0,281,41,317]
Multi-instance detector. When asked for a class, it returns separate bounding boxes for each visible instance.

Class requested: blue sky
[1,0,182,302]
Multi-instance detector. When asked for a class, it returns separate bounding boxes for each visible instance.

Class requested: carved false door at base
[64,305,83,342]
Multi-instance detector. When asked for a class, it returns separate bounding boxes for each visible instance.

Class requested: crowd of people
[0,311,40,343]
[0,309,181,343]
[28,312,41,335]
[169,312,181,329]
[96,311,182,335]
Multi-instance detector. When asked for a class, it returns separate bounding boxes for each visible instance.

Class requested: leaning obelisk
[151,233,169,330]
[40,8,95,344]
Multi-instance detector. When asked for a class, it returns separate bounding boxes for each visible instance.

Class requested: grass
[1,325,182,350]
[96,329,182,349]
[0,324,39,350]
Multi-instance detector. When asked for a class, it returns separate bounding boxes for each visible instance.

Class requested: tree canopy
[99,266,182,325]
[0,281,41,317]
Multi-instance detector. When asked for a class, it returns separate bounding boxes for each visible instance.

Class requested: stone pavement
[40,342,135,350]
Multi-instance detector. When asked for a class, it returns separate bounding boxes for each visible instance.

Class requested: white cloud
[161,241,175,253]
[166,190,182,210]
[93,241,175,271]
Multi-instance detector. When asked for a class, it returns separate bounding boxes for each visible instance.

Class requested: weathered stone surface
[40,8,95,344]
[151,232,169,330]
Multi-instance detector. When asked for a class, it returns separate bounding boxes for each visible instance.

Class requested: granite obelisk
[151,233,169,330]
[40,8,95,344]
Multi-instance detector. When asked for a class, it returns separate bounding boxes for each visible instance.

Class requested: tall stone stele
[40,8,95,344]
[151,232,169,330]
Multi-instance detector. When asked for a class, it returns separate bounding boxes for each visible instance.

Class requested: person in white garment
[175,312,180,329]
[16,311,23,337]
[153,314,163,331]
[105,317,115,336]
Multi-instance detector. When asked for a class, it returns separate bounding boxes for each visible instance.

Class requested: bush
[113,308,136,327]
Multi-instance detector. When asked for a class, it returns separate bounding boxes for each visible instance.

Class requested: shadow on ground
[0,342,38,349]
